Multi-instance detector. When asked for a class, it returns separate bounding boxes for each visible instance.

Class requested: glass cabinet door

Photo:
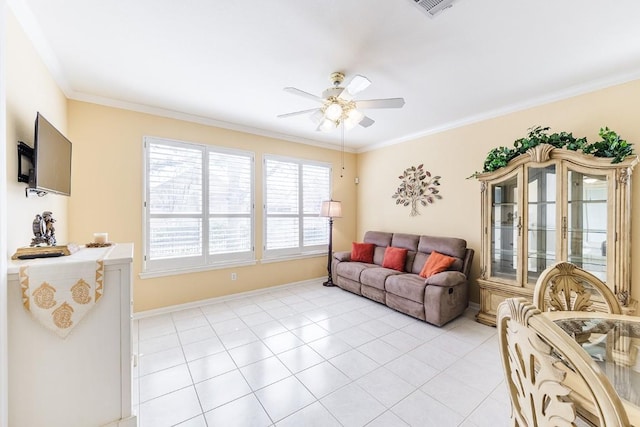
[490,174,520,281]
[526,165,557,283]
[566,169,609,281]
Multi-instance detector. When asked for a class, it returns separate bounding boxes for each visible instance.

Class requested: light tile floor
[133,280,511,427]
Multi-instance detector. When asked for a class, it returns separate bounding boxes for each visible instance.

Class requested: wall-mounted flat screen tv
[30,112,72,196]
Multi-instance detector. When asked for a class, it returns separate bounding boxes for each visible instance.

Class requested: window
[143,137,254,274]
[263,155,331,259]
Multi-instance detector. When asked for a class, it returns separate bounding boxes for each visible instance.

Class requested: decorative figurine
[43,211,56,246]
[30,211,57,246]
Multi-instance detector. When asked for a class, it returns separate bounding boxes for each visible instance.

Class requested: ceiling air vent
[411,0,455,18]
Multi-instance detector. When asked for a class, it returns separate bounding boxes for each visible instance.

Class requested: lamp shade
[319,200,342,218]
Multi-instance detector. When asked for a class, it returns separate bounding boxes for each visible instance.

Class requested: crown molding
[359,68,640,153]
[68,91,357,153]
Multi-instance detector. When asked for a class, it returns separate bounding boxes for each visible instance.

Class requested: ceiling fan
[278,72,405,132]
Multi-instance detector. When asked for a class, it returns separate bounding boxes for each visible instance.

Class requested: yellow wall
[67,101,357,312]
[5,10,68,255]
[357,79,640,304]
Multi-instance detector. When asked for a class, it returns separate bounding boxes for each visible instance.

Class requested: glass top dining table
[542,311,640,411]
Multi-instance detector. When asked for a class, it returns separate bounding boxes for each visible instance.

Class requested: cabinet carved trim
[619,168,632,184]
[526,143,554,163]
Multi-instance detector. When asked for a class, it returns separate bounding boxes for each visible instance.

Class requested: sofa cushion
[419,251,457,278]
[385,273,427,303]
[411,252,429,275]
[361,267,402,290]
[382,247,408,271]
[391,233,420,251]
[372,246,387,266]
[363,231,393,247]
[404,251,417,273]
[335,262,372,282]
[418,235,467,260]
[351,242,375,263]
[363,231,393,266]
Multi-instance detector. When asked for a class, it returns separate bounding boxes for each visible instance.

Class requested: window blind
[144,137,254,273]
[264,156,331,258]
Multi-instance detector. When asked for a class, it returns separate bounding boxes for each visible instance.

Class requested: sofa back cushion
[390,234,420,271]
[364,231,393,266]
[391,233,420,251]
[410,236,468,275]
[363,231,393,247]
[411,252,430,275]
[418,235,467,259]
[361,232,468,273]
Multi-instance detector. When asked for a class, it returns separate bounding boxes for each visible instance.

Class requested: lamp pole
[324,215,335,287]
[320,200,341,287]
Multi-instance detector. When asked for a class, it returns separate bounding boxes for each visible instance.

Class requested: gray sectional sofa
[332,231,474,326]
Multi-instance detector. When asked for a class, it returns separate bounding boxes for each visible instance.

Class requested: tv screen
[31,112,72,196]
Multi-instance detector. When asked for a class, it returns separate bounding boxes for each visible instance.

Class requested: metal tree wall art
[392,164,442,216]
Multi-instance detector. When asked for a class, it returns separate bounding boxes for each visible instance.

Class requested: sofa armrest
[333,251,351,262]
[425,271,467,287]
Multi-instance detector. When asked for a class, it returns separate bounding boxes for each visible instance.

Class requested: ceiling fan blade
[344,74,371,96]
[277,108,320,119]
[359,116,375,128]
[283,87,324,103]
[356,98,405,109]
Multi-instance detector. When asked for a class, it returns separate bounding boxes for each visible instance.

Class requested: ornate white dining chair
[533,262,622,314]
[497,297,634,426]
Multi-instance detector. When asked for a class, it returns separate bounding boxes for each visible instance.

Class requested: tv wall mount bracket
[18,141,46,197]
[17,141,34,183]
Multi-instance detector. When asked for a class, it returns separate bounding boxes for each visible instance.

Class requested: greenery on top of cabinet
[473,126,634,176]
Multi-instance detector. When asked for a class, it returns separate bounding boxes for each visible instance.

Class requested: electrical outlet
[231,273,237,281]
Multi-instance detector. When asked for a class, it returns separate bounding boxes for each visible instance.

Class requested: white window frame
[142,136,255,276]
[263,154,331,261]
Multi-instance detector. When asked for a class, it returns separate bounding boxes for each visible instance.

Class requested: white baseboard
[468,301,480,311]
[133,277,324,319]
[103,415,138,427]
[102,416,137,427]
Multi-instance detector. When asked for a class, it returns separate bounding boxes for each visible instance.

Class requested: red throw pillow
[382,246,408,272]
[420,251,456,278]
[351,242,376,263]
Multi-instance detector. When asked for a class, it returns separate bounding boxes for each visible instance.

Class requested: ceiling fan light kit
[324,103,343,121]
[279,72,405,133]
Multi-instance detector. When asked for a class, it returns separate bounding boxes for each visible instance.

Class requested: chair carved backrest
[497,297,632,427]
[533,262,622,315]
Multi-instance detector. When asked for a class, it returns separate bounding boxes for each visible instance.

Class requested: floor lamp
[320,200,342,287]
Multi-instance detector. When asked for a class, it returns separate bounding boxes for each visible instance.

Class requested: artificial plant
[473,126,633,176]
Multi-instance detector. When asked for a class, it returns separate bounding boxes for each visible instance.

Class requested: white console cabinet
[7,243,136,427]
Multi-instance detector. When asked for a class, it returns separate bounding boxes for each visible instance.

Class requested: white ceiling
[10,0,640,151]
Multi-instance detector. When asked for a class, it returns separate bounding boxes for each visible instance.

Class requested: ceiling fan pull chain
[341,123,345,178]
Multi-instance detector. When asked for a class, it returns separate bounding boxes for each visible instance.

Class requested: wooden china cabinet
[476,144,638,326]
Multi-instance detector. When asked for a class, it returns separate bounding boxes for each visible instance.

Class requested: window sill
[139,260,258,279]
[260,251,327,264]
[140,252,326,279]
